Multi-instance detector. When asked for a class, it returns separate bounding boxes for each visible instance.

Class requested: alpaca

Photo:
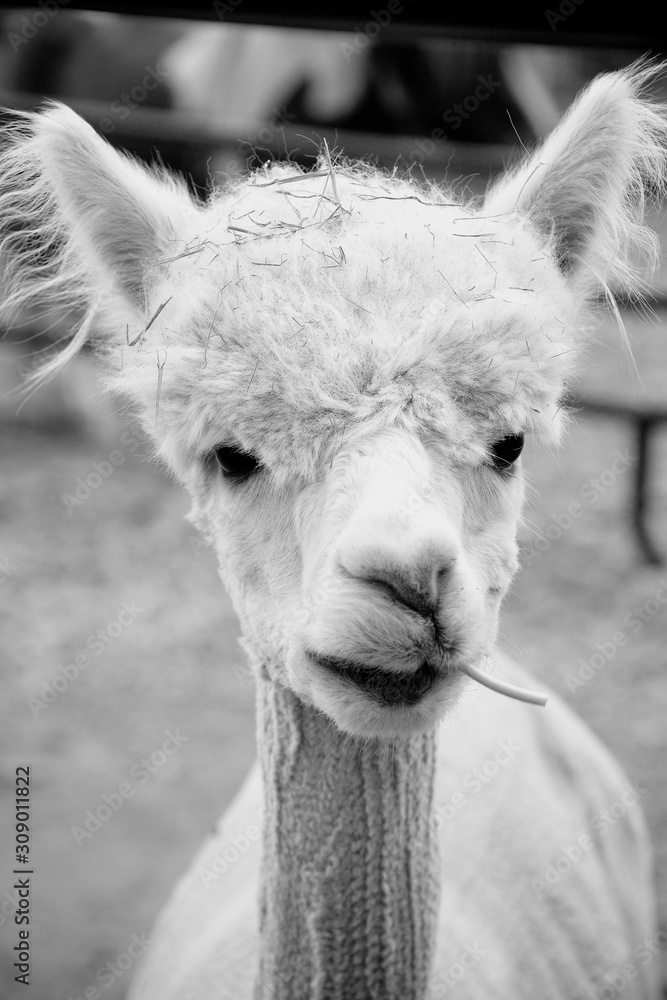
[1,63,665,1000]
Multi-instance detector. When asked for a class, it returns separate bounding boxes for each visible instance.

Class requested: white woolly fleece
[1,59,666,1000]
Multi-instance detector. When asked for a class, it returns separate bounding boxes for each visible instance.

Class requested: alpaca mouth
[308,653,441,706]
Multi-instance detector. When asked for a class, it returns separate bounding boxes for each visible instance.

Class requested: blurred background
[0,5,666,999]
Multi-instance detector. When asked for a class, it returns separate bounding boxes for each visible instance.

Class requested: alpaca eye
[489,434,524,471]
[213,445,261,480]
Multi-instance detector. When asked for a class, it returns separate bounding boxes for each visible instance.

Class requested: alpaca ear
[484,63,667,299]
[3,102,193,309]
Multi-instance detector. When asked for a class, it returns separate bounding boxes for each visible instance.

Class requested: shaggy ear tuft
[0,101,195,318]
[485,61,667,300]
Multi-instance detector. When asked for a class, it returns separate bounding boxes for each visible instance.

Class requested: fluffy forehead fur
[1,60,665,491]
[111,165,575,483]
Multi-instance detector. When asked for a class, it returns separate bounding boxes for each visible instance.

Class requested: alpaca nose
[339,532,457,620]
[350,557,446,619]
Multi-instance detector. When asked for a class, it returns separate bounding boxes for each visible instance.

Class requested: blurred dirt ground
[1,218,667,1000]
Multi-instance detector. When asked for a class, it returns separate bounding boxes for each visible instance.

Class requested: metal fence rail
[0,0,665,50]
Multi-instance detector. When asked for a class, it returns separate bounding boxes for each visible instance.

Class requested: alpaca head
[3,65,665,738]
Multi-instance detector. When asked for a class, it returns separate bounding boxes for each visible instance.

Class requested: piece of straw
[460,661,548,707]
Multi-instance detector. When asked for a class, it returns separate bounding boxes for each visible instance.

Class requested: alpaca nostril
[359,561,450,621]
[365,576,436,619]
[338,532,458,621]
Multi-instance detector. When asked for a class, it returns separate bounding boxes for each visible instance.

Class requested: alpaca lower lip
[309,653,440,706]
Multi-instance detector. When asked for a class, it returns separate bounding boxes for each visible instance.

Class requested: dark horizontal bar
[0,90,516,177]
[0,1,663,50]
[567,396,667,422]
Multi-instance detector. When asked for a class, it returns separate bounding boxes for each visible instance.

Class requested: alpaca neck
[255,670,441,1000]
